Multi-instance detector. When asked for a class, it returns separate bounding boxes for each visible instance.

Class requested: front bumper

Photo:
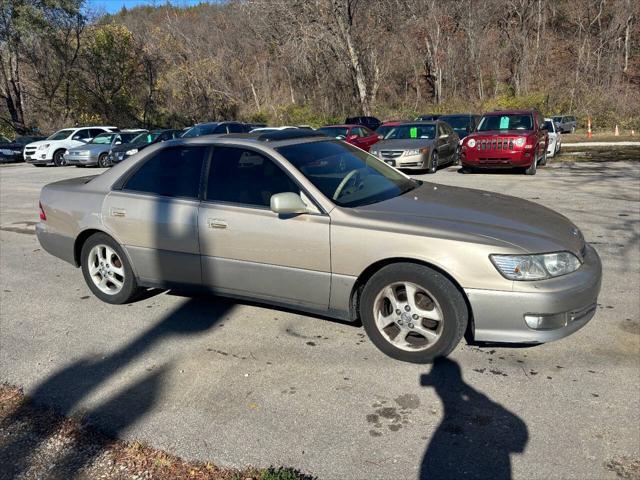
[461,148,533,168]
[66,154,98,166]
[375,153,426,169]
[25,151,52,164]
[466,244,602,343]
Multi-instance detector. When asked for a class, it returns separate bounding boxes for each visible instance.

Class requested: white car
[24,126,117,167]
[249,126,299,133]
[544,118,562,158]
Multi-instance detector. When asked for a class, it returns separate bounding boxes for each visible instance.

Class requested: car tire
[452,147,460,166]
[427,151,438,174]
[571,126,576,134]
[556,143,561,154]
[360,263,468,363]
[539,150,548,166]
[98,153,110,168]
[524,154,537,175]
[53,150,66,167]
[81,233,142,305]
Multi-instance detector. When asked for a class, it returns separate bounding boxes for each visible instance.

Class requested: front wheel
[360,263,468,363]
[98,152,110,168]
[427,151,438,174]
[524,154,537,175]
[53,150,66,167]
[81,233,142,304]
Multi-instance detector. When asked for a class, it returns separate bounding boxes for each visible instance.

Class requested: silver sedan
[36,130,601,363]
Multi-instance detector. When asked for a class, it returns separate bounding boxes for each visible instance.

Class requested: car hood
[0,142,24,150]
[110,141,150,153]
[69,144,109,154]
[374,139,435,150]
[354,182,585,255]
[25,139,61,149]
[470,130,533,137]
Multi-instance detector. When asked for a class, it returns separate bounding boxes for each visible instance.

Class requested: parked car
[460,110,549,175]
[181,121,251,138]
[0,135,46,163]
[65,130,147,168]
[345,116,382,131]
[415,114,441,121]
[317,124,380,152]
[375,120,408,139]
[35,129,602,363]
[370,121,459,173]
[109,129,182,165]
[250,126,298,133]
[24,126,118,167]
[439,114,481,140]
[544,118,562,158]
[552,115,577,134]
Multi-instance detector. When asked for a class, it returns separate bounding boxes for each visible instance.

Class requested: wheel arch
[349,257,474,339]
[73,229,138,279]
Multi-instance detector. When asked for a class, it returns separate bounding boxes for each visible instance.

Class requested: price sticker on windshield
[499,116,510,129]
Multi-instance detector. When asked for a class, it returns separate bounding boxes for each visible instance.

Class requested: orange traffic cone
[614,124,620,136]
[587,116,592,138]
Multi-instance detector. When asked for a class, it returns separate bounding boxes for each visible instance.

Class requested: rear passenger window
[124,147,205,199]
[226,123,244,133]
[206,147,298,208]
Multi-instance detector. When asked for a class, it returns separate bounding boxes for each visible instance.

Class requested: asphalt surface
[1,160,639,480]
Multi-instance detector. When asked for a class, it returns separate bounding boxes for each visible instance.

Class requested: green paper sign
[499,116,510,129]
[410,127,418,138]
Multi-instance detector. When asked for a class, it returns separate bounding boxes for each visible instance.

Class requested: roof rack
[257,130,327,142]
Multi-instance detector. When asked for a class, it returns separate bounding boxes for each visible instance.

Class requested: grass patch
[0,383,314,480]
[554,145,640,163]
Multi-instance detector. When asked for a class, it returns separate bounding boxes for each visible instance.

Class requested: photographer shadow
[420,358,528,480]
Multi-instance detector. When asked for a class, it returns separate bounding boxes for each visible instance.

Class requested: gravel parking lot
[1,160,639,479]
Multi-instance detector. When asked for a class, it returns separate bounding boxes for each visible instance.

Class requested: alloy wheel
[87,244,125,295]
[372,281,443,352]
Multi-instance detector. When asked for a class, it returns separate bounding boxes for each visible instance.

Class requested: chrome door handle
[110,207,126,217]
[208,218,227,229]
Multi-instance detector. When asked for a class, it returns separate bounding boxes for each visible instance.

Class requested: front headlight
[125,148,138,155]
[37,144,50,150]
[490,252,581,280]
[514,137,526,147]
[467,139,476,148]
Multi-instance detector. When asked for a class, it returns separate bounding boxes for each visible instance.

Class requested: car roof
[320,124,357,128]
[486,110,535,115]
[163,130,330,149]
[440,113,476,117]
[398,121,438,125]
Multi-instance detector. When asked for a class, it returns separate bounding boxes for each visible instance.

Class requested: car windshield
[317,127,349,138]
[440,116,470,129]
[552,116,563,123]
[375,125,395,137]
[277,140,418,208]
[384,124,436,140]
[89,133,115,144]
[477,114,533,131]
[131,132,160,144]
[47,129,74,140]
[181,124,220,138]
[119,133,141,143]
[544,120,555,131]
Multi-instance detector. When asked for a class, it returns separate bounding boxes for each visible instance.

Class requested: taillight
[39,201,46,221]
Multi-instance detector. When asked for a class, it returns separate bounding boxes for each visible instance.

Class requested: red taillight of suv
[39,202,46,221]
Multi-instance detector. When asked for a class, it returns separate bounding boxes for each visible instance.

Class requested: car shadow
[420,358,528,479]
[1,296,234,479]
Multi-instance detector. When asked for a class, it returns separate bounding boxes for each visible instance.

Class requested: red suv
[460,109,548,175]
[317,124,380,152]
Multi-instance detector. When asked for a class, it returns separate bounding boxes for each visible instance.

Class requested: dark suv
[460,109,548,175]
[345,116,382,131]
[439,114,480,140]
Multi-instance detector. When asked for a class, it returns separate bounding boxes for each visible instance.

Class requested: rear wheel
[81,233,142,304]
[360,263,468,363]
[452,146,460,166]
[539,150,548,166]
[53,150,66,167]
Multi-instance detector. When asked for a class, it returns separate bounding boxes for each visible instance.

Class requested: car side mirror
[270,192,309,215]
[115,141,122,145]
[377,135,383,140]
[439,133,448,139]
[336,135,346,140]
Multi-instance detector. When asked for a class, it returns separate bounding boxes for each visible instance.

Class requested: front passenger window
[206,147,299,208]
